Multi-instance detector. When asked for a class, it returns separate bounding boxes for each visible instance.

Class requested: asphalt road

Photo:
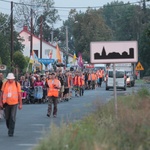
[0,81,147,150]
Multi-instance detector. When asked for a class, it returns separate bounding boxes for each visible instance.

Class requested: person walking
[0,73,4,119]
[0,73,22,137]
[46,72,61,118]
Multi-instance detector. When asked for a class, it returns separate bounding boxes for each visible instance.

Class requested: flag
[29,55,34,64]
[48,50,53,59]
[77,52,83,68]
[30,50,41,72]
[72,52,77,63]
[32,50,39,63]
[29,50,39,64]
[56,44,62,63]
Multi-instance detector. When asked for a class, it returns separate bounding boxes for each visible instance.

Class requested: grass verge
[33,88,150,150]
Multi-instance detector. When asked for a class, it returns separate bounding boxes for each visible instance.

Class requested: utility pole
[40,15,43,58]
[30,8,33,55]
[50,30,53,44]
[66,26,68,65]
[143,0,146,13]
[10,1,14,69]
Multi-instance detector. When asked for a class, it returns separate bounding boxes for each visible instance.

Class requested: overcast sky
[0,0,142,28]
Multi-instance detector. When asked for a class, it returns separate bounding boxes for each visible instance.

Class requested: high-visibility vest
[73,76,81,86]
[94,74,98,80]
[47,79,60,97]
[2,81,21,105]
[99,70,103,78]
[88,74,92,81]
[81,75,85,86]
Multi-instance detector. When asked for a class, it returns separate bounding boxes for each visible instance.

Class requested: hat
[6,73,15,79]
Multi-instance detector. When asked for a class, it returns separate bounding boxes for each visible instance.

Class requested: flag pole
[26,61,30,73]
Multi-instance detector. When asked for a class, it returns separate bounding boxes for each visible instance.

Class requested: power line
[0,0,142,9]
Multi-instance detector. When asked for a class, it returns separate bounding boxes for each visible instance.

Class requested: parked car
[105,69,126,91]
[126,74,135,87]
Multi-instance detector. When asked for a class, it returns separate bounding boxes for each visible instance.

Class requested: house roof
[19,26,74,58]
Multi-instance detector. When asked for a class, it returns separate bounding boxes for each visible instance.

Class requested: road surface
[0,81,147,150]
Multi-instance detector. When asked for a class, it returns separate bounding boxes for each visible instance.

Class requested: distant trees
[59,8,113,62]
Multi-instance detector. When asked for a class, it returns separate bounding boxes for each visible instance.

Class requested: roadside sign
[135,62,144,71]
[90,41,138,63]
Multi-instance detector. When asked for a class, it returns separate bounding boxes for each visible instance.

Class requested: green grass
[33,88,150,150]
[135,79,145,84]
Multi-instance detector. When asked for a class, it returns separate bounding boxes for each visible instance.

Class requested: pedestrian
[73,71,81,97]
[57,70,65,102]
[0,73,22,137]
[0,73,3,119]
[46,72,61,118]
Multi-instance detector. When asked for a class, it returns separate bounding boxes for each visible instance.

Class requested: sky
[0,0,142,28]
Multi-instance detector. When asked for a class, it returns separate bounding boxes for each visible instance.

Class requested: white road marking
[31,124,45,126]
[18,144,36,146]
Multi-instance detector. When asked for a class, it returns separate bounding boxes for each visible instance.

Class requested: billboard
[90,41,138,63]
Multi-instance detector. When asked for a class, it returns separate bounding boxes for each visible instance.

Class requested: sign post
[135,62,144,80]
[113,63,118,118]
[90,41,138,119]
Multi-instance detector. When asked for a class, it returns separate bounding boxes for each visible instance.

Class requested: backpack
[3,80,18,90]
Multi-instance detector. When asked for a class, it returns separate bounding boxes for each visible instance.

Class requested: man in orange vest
[0,73,22,137]
[0,73,3,119]
[46,72,61,118]
[73,71,81,97]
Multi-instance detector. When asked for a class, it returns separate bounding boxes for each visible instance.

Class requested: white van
[106,69,126,91]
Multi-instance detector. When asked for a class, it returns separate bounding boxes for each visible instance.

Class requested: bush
[33,90,150,150]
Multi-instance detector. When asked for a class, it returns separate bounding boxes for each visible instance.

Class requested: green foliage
[102,1,145,41]
[0,12,24,69]
[13,51,27,72]
[138,23,150,76]
[0,57,2,64]
[61,8,113,62]
[33,93,150,150]
[137,88,150,97]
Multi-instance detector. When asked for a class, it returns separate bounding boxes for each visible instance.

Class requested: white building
[19,26,77,70]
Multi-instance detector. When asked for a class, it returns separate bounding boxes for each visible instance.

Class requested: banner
[77,52,83,68]
[38,58,55,65]
[56,44,62,63]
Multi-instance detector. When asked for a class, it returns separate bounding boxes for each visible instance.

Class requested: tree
[0,13,12,66]
[15,0,60,42]
[0,12,24,69]
[13,51,27,73]
[72,8,113,62]
[102,1,144,41]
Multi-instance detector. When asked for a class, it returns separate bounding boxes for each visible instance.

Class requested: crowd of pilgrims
[19,68,105,104]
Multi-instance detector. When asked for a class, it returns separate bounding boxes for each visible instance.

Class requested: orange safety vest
[99,70,103,78]
[81,75,85,86]
[91,73,96,81]
[94,74,98,80]
[73,76,81,86]
[47,79,60,97]
[88,74,92,81]
[67,76,71,88]
[2,81,21,105]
